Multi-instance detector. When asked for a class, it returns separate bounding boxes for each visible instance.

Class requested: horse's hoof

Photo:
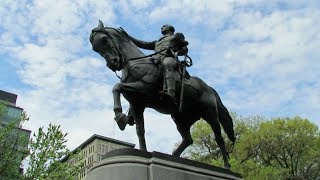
[128,115,135,126]
[115,113,128,131]
[224,164,231,170]
[172,151,180,157]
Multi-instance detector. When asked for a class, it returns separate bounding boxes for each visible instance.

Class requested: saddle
[149,53,191,81]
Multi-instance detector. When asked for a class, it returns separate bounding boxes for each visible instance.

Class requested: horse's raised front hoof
[115,113,128,131]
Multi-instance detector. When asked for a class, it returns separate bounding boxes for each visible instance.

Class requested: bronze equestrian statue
[89,20,235,169]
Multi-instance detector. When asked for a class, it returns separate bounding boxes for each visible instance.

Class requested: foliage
[0,103,29,179]
[24,124,82,180]
[0,103,82,180]
[183,113,320,179]
[237,117,320,179]
[183,113,263,163]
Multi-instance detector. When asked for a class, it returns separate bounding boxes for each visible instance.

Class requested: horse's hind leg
[203,108,231,169]
[172,116,193,156]
[131,105,147,151]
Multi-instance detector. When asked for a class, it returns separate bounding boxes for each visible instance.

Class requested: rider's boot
[161,58,178,105]
[165,77,177,105]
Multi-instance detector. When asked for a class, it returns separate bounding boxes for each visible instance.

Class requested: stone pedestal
[87,148,242,180]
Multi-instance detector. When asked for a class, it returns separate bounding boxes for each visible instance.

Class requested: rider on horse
[90,21,236,168]
[119,24,189,104]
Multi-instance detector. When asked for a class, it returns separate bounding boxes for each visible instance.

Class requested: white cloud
[0,1,31,50]
[11,43,67,88]
[194,5,320,123]
[148,0,234,27]
[28,1,80,36]
[126,0,153,9]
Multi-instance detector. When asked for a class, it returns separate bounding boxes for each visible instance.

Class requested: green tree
[184,113,320,179]
[0,103,82,179]
[183,113,263,163]
[24,124,82,180]
[0,103,30,179]
[238,117,320,179]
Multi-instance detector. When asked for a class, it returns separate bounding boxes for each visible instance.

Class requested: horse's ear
[98,20,104,28]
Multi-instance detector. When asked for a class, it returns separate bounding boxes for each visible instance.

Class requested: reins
[115,71,122,81]
[127,49,166,61]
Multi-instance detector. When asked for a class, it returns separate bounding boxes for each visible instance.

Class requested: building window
[79,168,86,179]
[97,154,103,162]
[4,106,23,123]
[88,145,94,154]
[87,164,93,171]
[98,144,101,152]
[88,155,94,164]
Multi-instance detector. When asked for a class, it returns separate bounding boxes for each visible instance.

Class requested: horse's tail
[211,87,236,142]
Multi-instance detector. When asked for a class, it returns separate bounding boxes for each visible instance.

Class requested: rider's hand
[118,27,129,37]
[177,46,188,56]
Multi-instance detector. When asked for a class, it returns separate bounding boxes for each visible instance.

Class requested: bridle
[90,27,125,68]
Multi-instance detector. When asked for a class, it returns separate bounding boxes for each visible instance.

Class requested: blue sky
[1,0,319,154]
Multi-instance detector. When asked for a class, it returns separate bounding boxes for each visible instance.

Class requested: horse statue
[89,20,235,169]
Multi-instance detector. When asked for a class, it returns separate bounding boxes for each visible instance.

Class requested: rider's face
[161,25,172,35]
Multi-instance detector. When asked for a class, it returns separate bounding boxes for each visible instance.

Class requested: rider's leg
[162,57,177,100]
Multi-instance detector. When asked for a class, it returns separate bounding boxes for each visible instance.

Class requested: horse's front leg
[112,81,147,131]
[112,83,129,130]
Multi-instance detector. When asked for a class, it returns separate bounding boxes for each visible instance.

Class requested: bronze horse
[90,21,235,169]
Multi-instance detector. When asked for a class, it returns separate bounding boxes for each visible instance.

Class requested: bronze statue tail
[211,87,236,142]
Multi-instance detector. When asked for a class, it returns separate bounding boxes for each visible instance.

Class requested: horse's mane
[90,26,140,51]
[90,24,145,62]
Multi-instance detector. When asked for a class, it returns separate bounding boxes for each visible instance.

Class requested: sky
[1,0,319,154]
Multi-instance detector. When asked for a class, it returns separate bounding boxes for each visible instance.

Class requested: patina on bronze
[89,20,235,169]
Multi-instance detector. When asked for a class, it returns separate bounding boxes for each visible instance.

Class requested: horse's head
[90,20,124,72]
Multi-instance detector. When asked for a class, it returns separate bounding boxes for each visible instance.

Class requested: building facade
[0,90,31,174]
[62,134,135,179]
[0,90,24,124]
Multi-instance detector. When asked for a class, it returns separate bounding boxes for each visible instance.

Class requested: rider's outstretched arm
[118,28,156,50]
[127,35,156,50]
